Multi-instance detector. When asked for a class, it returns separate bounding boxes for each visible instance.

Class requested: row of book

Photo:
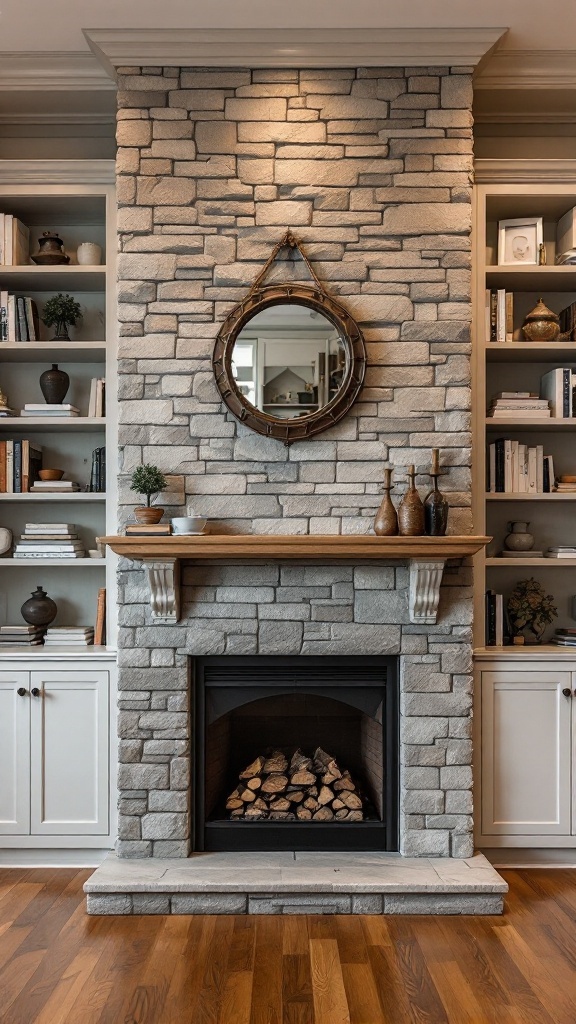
[558,301,576,340]
[0,293,39,342]
[486,291,576,344]
[88,378,105,418]
[552,628,576,648]
[0,215,30,266]
[13,523,86,560]
[89,447,106,492]
[0,439,42,492]
[485,590,507,647]
[488,392,551,420]
[487,439,554,493]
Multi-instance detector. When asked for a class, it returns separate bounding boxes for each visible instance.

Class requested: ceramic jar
[31,231,69,265]
[504,521,535,551]
[522,298,560,342]
[39,364,69,405]
[76,242,102,266]
[21,586,57,626]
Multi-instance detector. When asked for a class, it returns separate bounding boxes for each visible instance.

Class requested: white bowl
[171,516,207,535]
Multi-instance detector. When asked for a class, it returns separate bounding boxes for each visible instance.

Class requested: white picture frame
[498,216,543,266]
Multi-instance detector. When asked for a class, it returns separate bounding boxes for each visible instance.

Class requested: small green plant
[42,293,83,340]
[130,465,167,507]
[508,577,557,642]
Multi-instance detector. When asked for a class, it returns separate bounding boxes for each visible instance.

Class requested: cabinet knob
[31,687,41,697]
[562,688,572,697]
[17,686,27,697]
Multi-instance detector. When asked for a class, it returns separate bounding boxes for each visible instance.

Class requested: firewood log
[335,807,349,820]
[253,797,267,810]
[332,798,345,811]
[339,790,362,810]
[238,787,256,803]
[226,796,244,811]
[287,790,304,804]
[313,807,334,821]
[245,805,267,819]
[333,772,355,792]
[263,751,288,773]
[269,797,291,812]
[303,797,320,811]
[261,773,288,794]
[290,749,313,773]
[346,810,363,822]
[317,785,334,806]
[290,769,316,787]
[313,747,333,769]
[269,811,295,820]
[239,755,264,779]
[296,807,313,820]
[230,808,244,818]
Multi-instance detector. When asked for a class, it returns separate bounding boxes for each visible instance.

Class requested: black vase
[21,586,57,627]
[40,364,69,405]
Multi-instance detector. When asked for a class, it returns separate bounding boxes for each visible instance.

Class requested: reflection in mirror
[231,304,347,420]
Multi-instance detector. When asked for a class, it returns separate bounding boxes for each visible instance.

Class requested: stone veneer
[115,64,474,859]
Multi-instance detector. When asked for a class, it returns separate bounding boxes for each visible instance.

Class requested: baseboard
[482,847,576,868]
[0,848,113,868]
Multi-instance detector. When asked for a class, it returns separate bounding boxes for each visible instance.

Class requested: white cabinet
[476,655,576,847]
[0,662,112,847]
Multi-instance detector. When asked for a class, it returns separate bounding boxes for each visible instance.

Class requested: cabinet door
[481,670,572,836]
[0,673,30,834]
[30,670,109,835]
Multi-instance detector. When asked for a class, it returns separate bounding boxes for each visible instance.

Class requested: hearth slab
[85,852,507,915]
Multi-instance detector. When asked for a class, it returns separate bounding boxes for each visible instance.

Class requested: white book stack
[545,547,576,558]
[13,522,86,559]
[44,626,94,647]
[488,391,551,419]
[0,624,44,646]
[20,404,79,418]
[87,378,105,418]
[29,480,81,494]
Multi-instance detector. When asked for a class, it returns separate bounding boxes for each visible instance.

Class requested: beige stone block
[161,375,193,397]
[116,120,152,147]
[154,207,198,225]
[345,145,389,158]
[382,204,471,235]
[149,140,197,160]
[123,234,201,253]
[408,76,440,93]
[139,159,173,176]
[116,148,140,174]
[235,83,299,97]
[254,185,277,201]
[204,235,236,263]
[144,314,176,333]
[393,172,471,188]
[196,178,252,200]
[426,109,473,129]
[152,120,194,140]
[195,121,237,154]
[344,294,412,324]
[225,97,287,121]
[180,71,251,88]
[158,281,205,300]
[120,336,175,358]
[238,122,326,144]
[118,207,153,233]
[286,110,320,121]
[169,90,227,110]
[275,159,373,187]
[366,365,434,387]
[136,176,195,206]
[173,156,236,178]
[441,75,473,109]
[120,400,173,424]
[117,177,136,204]
[237,158,274,184]
[374,187,450,203]
[255,200,312,226]
[119,74,170,91]
[118,252,177,281]
[366,341,429,365]
[305,96,390,119]
[118,90,168,109]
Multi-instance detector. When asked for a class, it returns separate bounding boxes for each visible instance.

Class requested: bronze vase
[397,464,425,536]
[374,467,398,536]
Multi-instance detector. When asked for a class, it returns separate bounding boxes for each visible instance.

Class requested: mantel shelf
[100,534,490,626]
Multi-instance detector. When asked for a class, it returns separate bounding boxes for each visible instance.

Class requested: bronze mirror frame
[212,239,366,445]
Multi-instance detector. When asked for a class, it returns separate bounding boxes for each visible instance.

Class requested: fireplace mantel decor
[101,534,489,625]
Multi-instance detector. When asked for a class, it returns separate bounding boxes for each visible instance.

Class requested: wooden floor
[1,869,576,1023]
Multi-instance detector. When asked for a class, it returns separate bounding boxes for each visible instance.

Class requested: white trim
[0,52,114,90]
[0,847,112,866]
[475,159,576,185]
[83,26,507,73]
[0,113,114,127]
[0,160,115,185]
[475,49,576,89]
[475,112,576,125]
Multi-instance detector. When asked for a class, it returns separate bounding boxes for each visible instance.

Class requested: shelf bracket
[409,559,446,624]
[142,558,180,623]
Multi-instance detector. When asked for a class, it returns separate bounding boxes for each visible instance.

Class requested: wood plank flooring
[0,868,575,1023]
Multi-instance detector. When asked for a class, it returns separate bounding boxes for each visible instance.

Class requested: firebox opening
[192,656,399,852]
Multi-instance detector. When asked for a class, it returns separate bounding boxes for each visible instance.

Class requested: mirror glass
[231,303,348,420]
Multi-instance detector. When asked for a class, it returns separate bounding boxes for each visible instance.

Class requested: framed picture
[498,216,543,266]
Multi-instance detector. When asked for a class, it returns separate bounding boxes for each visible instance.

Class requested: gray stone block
[171,893,247,914]
[351,894,384,914]
[132,894,171,914]
[86,894,133,915]
[383,893,503,915]
[248,894,352,915]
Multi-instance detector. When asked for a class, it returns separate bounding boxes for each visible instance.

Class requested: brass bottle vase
[374,467,398,536]
[397,464,425,537]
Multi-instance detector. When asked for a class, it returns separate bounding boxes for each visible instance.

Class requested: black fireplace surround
[192,656,399,852]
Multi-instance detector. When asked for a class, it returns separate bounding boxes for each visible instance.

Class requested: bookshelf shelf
[0,417,105,431]
[0,558,106,567]
[486,557,576,567]
[486,342,576,363]
[0,492,106,502]
[485,492,576,501]
[485,265,576,289]
[0,265,107,291]
[474,645,576,659]
[485,417,576,431]
[0,342,106,363]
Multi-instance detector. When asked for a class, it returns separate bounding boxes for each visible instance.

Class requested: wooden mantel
[101,534,489,626]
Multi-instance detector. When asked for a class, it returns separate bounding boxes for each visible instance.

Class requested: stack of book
[540,368,576,418]
[29,479,81,494]
[487,438,554,493]
[485,289,513,343]
[558,300,576,337]
[0,293,39,342]
[545,546,576,558]
[488,392,551,419]
[0,215,30,266]
[44,626,94,647]
[125,522,172,537]
[88,378,105,418]
[20,404,79,418]
[0,625,44,646]
[13,523,85,560]
[89,447,106,492]
[0,439,42,492]
[552,628,576,648]
[553,475,576,494]
[485,590,506,647]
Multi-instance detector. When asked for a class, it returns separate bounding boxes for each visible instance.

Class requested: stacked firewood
[226,747,364,822]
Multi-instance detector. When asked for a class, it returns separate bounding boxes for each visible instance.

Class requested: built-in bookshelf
[474,182,576,654]
[0,169,116,650]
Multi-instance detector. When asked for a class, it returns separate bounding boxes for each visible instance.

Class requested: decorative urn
[31,231,70,266]
[21,586,57,627]
[522,298,560,342]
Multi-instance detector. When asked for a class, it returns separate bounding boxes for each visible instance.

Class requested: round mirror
[213,284,366,445]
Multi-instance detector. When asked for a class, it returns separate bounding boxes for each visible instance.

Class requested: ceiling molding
[475,112,576,125]
[0,113,115,126]
[0,160,115,185]
[0,52,114,90]
[475,49,576,89]
[83,26,507,73]
[475,159,576,184]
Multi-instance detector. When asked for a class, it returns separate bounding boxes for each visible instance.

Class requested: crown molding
[0,160,115,185]
[83,26,507,73]
[475,112,576,125]
[475,49,576,89]
[0,52,114,90]
[0,113,114,126]
[475,159,576,184]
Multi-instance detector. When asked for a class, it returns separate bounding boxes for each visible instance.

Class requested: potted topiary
[42,293,83,340]
[130,464,167,524]
[507,577,558,644]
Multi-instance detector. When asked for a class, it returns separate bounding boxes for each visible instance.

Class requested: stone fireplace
[114,62,476,862]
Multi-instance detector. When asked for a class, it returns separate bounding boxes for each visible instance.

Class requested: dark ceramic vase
[21,586,57,627]
[40,364,69,404]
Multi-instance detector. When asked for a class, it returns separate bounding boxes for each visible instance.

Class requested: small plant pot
[134,506,164,525]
